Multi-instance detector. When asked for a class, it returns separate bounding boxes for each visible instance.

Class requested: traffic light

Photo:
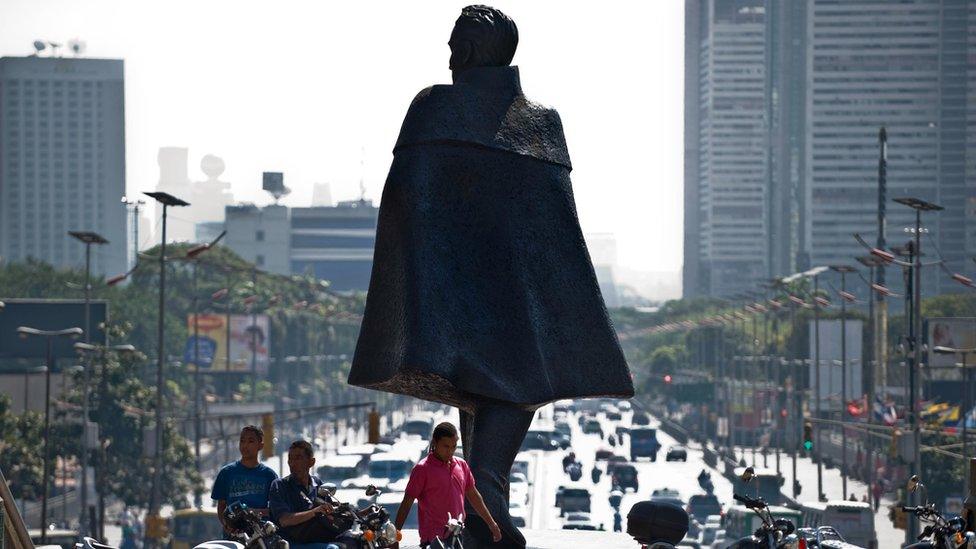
[368,409,380,444]
[803,421,814,451]
[262,413,274,459]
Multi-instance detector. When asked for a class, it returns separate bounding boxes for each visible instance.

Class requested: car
[520,432,559,451]
[509,500,527,527]
[615,425,630,438]
[632,411,651,425]
[650,488,685,510]
[557,486,592,516]
[676,539,701,549]
[317,454,366,483]
[512,454,531,478]
[610,463,639,492]
[509,471,529,505]
[606,410,623,421]
[366,452,415,481]
[700,521,722,546]
[595,447,616,461]
[687,493,722,522]
[666,445,688,461]
[401,415,434,438]
[605,454,628,474]
[582,418,604,437]
[554,399,573,413]
[630,427,661,461]
[554,420,573,439]
[562,512,603,531]
[617,400,632,411]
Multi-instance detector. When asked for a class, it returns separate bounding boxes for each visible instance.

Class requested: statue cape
[348,66,634,410]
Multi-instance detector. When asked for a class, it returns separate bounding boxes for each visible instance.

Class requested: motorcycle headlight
[262,522,277,535]
[381,522,397,542]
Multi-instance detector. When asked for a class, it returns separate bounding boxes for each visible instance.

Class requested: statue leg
[462,402,534,549]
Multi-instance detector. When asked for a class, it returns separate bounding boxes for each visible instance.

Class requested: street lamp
[830,264,856,498]
[20,365,48,414]
[73,342,136,539]
[16,326,83,544]
[932,345,975,495]
[68,230,108,536]
[143,191,189,545]
[894,196,943,544]
[184,230,225,508]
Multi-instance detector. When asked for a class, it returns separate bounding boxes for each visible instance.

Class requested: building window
[256,230,264,241]
[256,254,265,266]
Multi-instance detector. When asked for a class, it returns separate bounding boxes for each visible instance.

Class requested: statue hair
[454,5,519,68]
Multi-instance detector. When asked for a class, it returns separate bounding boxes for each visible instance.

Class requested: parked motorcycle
[192,501,289,549]
[726,468,799,549]
[315,484,402,549]
[901,475,975,549]
[430,512,464,549]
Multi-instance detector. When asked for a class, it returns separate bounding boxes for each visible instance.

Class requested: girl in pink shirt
[394,422,501,548]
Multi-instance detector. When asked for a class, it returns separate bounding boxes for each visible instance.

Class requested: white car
[617,400,632,411]
[509,472,529,505]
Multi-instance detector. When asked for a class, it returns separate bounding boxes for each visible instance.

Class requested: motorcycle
[795,525,864,549]
[901,475,975,549]
[697,470,714,495]
[193,501,289,549]
[726,468,799,549]
[430,512,465,549]
[315,484,402,549]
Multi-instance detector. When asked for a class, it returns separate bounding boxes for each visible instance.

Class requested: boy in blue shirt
[211,425,279,536]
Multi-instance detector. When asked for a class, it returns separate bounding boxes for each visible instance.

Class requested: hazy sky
[0,0,685,273]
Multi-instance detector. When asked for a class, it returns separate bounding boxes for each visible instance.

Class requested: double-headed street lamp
[68,230,108,536]
[73,341,137,538]
[16,326,83,544]
[143,191,189,546]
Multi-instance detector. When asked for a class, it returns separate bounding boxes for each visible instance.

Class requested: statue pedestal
[398,529,638,549]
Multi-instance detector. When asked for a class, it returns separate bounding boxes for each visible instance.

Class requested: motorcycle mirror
[740,467,755,483]
[365,485,378,497]
[907,475,919,493]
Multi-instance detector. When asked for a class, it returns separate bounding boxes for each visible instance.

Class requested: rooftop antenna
[68,39,86,56]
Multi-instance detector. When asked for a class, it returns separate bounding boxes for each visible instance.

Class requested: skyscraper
[684,0,975,298]
[0,56,127,276]
[684,0,770,298]
[803,0,975,295]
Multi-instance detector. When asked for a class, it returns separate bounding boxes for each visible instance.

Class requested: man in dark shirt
[268,440,343,547]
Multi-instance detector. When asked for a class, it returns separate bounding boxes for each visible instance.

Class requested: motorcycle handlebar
[733,493,765,509]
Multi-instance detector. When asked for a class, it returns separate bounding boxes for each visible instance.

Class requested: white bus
[799,500,876,548]
[723,504,803,541]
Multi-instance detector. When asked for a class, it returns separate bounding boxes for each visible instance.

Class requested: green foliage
[0,395,46,500]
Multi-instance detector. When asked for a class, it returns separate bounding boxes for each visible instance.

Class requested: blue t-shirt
[211,460,278,510]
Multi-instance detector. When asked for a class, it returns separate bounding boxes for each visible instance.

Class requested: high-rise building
[684,0,770,298]
[684,0,976,298]
[155,147,234,243]
[0,56,127,275]
[804,0,975,295]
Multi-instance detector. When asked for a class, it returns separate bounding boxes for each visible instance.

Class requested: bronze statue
[349,5,633,547]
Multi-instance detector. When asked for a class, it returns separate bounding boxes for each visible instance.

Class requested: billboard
[0,299,107,359]
[185,314,269,374]
[808,319,863,413]
[926,317,976,379]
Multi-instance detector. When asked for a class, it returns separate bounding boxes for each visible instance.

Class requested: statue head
[449,5,519,80]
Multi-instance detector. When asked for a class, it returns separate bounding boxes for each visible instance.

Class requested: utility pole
[876,128,889,400]
[830,265,856,498]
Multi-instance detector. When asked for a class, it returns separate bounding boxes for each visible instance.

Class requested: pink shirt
[405,455,475,542]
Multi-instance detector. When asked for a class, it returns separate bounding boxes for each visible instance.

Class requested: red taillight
[798,537,807,549]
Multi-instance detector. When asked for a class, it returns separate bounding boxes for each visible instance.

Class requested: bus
[168,507,222,549]
[722,505,802,541]
[799,500,876,548]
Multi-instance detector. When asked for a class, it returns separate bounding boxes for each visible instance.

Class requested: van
[800,500,876,548]
[629,427,661,461]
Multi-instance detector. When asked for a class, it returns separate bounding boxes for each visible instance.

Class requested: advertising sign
[185,314,269,373]
[926,317,976,377]
[808,319,863,413]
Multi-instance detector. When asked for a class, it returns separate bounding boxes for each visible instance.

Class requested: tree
[0,395,46,500]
